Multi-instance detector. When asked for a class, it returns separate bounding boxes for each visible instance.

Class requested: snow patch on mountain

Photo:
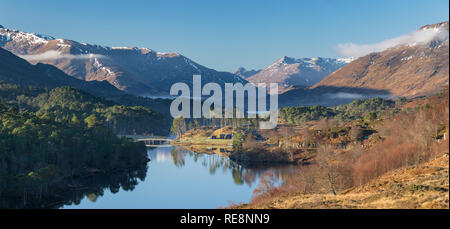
[0,27,49,45]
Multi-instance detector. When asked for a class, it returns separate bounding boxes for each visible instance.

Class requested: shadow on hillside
[279,86,392,107]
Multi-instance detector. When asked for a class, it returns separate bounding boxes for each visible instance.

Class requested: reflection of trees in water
[231,164,297,187]
[252,166,299,198]
[58,165,148,208]
[171,147,187,167]
[0,165,147,209]
[172,146,297,187]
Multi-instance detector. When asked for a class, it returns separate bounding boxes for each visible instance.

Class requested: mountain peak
[278,56,295,63]
[232,67,261,79]
[277,56,331,65]
[419,21,449,31]
[0,25,3,29]
[248,56,349,93]
[272,56,301,66]
[35,33,55,40]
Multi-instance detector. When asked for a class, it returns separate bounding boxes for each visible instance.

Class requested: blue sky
[1,0,448,71]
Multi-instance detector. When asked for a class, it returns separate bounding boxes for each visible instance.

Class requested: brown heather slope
[235,90,449,209]
[238,152,449,209]
[313,21,449,97]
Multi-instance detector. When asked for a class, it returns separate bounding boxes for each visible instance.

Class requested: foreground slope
[239,152,448,209]
[237,152,449,209]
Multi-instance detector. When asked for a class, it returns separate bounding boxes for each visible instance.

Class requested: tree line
[0,83,169,136]
[279,97,397,124]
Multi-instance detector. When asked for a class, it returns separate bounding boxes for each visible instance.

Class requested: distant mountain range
[1,21,448,107]
[0,25,246,96]
[238,56,352,93]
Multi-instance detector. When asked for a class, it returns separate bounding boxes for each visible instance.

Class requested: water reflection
[58,167,147,207]
[155,146,297,187]
[60,145,297,209]
[0,165,147,209]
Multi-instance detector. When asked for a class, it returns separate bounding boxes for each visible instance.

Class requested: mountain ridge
[313,21,449,97]
[0,25,247,96]
[246,56,350,93]
[0,47,123,97]
[231,67,261,79]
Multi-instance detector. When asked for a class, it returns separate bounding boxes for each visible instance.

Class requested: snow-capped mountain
[0,25,246,96]
[246,56,350,93]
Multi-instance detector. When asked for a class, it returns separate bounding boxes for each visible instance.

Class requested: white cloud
[19,50,104,61]
[329,92,365,99]
[335,25,449,57]
[327,92,391,100]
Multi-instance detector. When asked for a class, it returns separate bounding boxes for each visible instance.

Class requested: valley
[0,19,448,209]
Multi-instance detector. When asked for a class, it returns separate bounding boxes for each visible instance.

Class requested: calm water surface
[62,146,296,209]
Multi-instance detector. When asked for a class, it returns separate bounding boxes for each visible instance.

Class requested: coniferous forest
[0,82,169,208]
